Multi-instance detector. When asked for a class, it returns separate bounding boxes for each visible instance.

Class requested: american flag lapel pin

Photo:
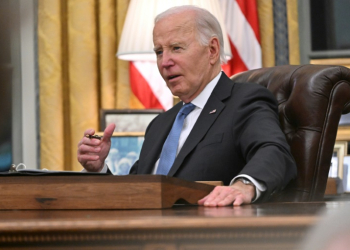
[209,109,216,114]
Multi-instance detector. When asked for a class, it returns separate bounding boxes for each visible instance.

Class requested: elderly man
[77,5,297,206]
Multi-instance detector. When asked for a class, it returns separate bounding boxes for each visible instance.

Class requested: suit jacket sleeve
[232,83,296,201]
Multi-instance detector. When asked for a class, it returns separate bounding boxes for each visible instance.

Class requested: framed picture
[344,156,350,192]
[96,132,144,175]
[100,109,163,132]
[336,113,350,155]
[329,141,348,179]
[329,154,339,178]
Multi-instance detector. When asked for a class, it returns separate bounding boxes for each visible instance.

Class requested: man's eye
[174,47,181,51]
[155,50,163,56]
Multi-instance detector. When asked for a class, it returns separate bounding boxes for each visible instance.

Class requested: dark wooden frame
[99,109,163,132]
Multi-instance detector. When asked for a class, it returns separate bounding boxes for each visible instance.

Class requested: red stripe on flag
[222,37,248,77]
[235,0,261,43]
[129,62,164,109]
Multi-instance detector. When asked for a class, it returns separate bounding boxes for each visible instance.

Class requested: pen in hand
[85,134,103,140]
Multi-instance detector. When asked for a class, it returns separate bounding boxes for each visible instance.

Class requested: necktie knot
[179,103,195,116]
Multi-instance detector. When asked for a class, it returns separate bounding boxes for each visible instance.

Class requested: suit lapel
[168,73,234,176]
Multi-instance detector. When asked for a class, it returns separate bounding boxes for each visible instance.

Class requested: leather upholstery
[231,65,350,201]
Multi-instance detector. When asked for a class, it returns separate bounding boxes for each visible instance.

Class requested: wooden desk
[1,201,348,250]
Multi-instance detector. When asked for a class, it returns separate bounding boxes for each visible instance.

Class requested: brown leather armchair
[231,64,350,202]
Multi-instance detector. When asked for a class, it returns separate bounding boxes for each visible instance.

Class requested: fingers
[77,128,105,172]
[102,123,116,142]
[198,187,221,205]
[198,184,253,207]
[77,152,99,165]
[78,143,101,155]
[84,128,95,137]
[199,186,235,207]
[77,142,101,164]
[78,128,101,147]
[233,196,244,206]
[77,124,116,172]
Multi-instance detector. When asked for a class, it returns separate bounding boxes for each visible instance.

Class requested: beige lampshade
[117,0,232,61]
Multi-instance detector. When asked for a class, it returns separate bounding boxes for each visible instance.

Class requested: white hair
[155,5,226,63]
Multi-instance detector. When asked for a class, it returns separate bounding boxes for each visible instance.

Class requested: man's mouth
[168,75,180,80]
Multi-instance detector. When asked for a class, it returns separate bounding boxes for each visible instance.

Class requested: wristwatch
[235,177,254,186]
[234,178,256,201]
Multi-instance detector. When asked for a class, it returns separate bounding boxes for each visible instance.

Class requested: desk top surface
[1,201,349,232]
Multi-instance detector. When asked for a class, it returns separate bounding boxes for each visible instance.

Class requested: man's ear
[208,37,220,65]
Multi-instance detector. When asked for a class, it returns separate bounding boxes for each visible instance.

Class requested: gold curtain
[38,0,135,171]
[257,0,300,66]
[257,0,275,67]
[286,0,300,65]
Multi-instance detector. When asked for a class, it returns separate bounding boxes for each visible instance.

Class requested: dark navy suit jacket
[130,73,297,202]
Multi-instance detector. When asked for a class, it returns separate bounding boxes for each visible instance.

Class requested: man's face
[153,11,216,103]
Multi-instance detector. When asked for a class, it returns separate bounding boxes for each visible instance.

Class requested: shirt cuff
[230,174,267,202]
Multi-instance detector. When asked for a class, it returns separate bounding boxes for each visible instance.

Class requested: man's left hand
[197,181,256,206]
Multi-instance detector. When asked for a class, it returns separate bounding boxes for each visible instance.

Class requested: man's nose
[161,51,174,68]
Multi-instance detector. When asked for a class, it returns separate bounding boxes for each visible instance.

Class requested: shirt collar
[190,71,222,109]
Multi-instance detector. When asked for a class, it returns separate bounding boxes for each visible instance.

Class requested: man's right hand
[77,123,116,172]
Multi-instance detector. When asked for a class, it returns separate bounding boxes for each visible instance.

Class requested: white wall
[11,0,38,169]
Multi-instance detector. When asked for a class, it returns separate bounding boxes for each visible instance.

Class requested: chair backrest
[231,65,350,201]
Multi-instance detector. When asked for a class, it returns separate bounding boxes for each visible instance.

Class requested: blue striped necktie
[156,103,195,175]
